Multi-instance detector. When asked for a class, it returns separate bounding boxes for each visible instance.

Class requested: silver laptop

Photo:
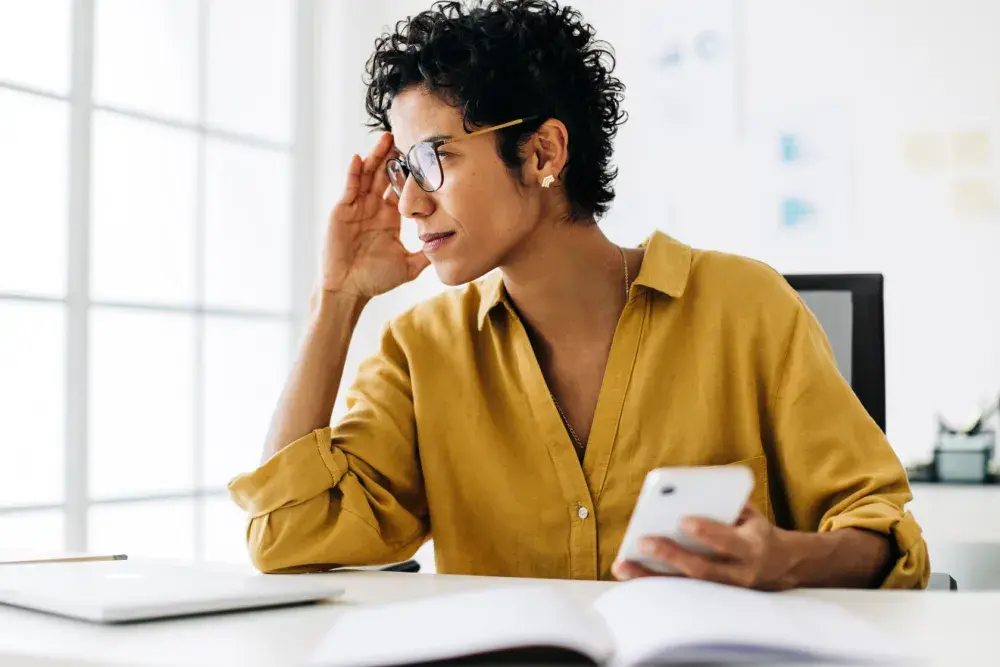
[0,559,344,623]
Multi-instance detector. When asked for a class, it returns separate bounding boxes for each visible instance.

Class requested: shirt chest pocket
[724,455,772,523]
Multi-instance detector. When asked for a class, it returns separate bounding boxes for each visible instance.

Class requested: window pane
[206,0,293,143]
[204,140,291,312]
[89,500,195,560]
[203,497,249,564]
[0,510,64,553]
[0,90,68,296]
[0,0,71,94]
[203,317,290,488]
[91,112,197,305]
[0,301,65,505]
[93,0,199,120]
[89,308,195,499]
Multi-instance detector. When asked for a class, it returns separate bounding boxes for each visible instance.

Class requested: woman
[229,0,928,589]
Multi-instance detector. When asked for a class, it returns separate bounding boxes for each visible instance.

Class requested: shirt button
[577,505,589,520]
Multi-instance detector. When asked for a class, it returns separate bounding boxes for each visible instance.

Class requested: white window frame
[0,0,316,558]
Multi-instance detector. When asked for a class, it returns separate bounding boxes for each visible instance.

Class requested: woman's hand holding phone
[613,504,799,591]
[613,465,800,591]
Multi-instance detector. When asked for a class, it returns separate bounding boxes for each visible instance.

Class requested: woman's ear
[524,118,570,187]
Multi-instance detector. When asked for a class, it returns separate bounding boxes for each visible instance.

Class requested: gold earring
[541,175,554,188]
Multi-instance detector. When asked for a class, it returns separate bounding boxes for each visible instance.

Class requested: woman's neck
[499,221,630,349]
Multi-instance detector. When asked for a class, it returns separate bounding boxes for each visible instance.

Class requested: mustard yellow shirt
[228,231,928,588]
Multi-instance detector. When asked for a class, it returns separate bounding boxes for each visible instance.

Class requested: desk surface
[908,483,1000,542]
[0,567,997,667]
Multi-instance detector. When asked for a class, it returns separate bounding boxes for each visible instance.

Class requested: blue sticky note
[781,198,814,226]
[780,134,800,163]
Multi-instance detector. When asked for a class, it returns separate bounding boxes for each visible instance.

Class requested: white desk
[907,484,1000,590]
[909,484,1000,543]
[0,568,997,667]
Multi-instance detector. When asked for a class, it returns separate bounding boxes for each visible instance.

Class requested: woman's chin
[432,266,468,287]
[430,258,492,287]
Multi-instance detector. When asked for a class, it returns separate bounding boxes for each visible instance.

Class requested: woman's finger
[636,536,685,566]
[638,537,747,585]
[680,517,751,561]
[383,183,399,207]
[371,148,394,197]
[612,560,659,581]
[359,132,394,195]
[406,250,431,281]
[616,543,757,588]
[338,154,364,205]
[635,537,728,576]
[663,547,752,587]
[736,504,764,525]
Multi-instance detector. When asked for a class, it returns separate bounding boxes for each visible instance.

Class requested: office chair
[783,273,886,432]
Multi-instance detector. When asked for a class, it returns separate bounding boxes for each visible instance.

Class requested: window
[0,0,313,562]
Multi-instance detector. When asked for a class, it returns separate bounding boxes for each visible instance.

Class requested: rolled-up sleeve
[227,322,429,573]
[768,299,930,589]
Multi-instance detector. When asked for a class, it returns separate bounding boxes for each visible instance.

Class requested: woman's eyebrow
[423,133,453,143]
[395,133,455,154]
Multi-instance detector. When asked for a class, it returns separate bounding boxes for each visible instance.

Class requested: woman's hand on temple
[321,132,431,299]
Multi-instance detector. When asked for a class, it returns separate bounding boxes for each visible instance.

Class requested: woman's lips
[420,231,456,254]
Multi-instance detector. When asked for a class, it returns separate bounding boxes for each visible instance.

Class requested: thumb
[406,251,432,281]
[736,504,763,526]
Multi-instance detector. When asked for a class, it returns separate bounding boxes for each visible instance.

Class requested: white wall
[315,0,1000,465]
[576,0,1000,465]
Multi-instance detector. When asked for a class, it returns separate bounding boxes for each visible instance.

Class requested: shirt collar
[475,230,692,331]
[476,271,507,331]
[632,230,692,299]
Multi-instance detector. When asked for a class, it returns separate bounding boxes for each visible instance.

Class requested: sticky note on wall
[952,179,998,217]
[781,197,815,227]
[902,132,948,171]
[779,133,801,162]
[951,130,992,168]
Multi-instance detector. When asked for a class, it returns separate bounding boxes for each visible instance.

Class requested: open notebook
[308,578,908,667]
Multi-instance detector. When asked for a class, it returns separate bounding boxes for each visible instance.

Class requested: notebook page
[592,578,909,667]
[308,585,613,667]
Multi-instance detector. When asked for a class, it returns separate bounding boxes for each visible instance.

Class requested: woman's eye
[436,151,451,161]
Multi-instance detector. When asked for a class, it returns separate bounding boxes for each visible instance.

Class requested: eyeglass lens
[387,142,444,197]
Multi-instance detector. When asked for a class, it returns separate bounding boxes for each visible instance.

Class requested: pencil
[0,554,128,565]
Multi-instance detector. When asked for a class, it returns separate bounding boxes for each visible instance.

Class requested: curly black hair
[364,0,627,222]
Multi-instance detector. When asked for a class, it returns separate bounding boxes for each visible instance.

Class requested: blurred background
[1,0,999,574]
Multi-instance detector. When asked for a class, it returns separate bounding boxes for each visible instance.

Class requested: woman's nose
[396,174,434,219]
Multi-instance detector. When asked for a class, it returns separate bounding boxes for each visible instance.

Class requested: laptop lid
[0,560,344,623]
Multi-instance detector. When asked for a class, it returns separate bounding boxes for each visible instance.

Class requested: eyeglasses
[385,117,537,198]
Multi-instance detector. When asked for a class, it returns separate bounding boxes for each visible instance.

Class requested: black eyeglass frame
[385,116,540,197]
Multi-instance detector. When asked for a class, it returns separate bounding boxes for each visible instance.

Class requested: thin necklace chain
[551,246,630,457]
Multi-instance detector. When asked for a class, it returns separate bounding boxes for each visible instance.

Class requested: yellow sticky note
[951,130,992,168]
[952,179,998,217]
[902,132,948,171]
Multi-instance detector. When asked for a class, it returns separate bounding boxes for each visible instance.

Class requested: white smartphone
[616,465,755,574]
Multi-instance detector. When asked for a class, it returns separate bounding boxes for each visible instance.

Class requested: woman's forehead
[389,88,465,152]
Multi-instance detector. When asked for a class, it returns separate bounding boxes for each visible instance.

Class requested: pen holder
[932,430,995,483]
